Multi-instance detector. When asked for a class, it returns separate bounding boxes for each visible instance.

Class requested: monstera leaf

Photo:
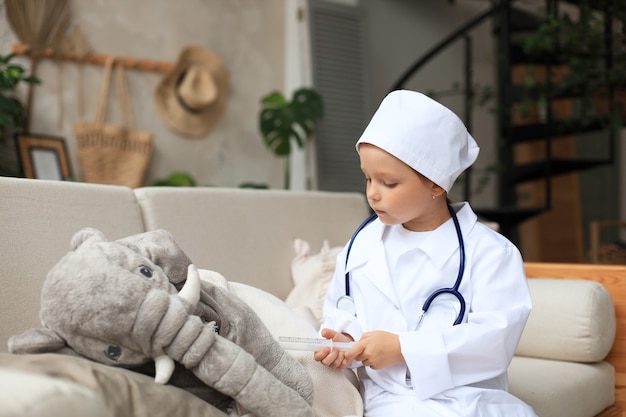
[259,88,324,157]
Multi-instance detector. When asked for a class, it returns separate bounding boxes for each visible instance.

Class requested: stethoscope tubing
[342,204,466,326]
[344,212,378,298]
[422,205,466,325]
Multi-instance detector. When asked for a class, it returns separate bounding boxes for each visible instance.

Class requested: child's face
[359,143,446,231]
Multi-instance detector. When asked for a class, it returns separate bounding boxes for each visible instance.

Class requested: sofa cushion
[0,178,145,352]
[133,186,370,300]
[285,238,342,326]
[228,281,364,417]
[0,353,227,417]
[516,278,616,362]
[508,356,614,417]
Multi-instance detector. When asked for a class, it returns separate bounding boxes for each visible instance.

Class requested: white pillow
[228,281,363,417]
[516,278,616,362]
[285,239,343,326]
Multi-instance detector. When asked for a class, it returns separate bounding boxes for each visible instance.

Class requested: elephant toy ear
[70,227,108,251]
[8,328,68,354]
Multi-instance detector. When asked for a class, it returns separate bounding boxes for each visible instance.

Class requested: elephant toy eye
[139,265,153,278]
[106,345,122,361]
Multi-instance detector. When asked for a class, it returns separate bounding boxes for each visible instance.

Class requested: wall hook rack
[9,42,174,73]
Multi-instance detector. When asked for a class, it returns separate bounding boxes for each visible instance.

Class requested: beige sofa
[0,176,621,417]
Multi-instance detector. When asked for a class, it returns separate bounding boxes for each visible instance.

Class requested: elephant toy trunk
[134,289,313,417]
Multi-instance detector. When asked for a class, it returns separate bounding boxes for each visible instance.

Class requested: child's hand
[314,328,354,370]
[345,331,404,370]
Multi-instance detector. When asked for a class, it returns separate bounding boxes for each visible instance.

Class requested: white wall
[0,0,501,197]
[6,0,618,221]
[1,0,288,188]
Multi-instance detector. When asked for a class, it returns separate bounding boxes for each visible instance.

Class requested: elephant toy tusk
[179,264,201,307]
[154,355,175,384]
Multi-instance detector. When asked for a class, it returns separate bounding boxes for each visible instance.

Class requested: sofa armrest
[0,367,112,417]
[0,353,229,417]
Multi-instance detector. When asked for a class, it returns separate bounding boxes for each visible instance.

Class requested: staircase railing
[389,0,619,242]
[389,2,502,204]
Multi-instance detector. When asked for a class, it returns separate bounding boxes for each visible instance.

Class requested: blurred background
[1,0,625,263]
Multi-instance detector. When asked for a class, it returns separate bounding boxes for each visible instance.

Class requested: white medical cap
[356,90,479,192]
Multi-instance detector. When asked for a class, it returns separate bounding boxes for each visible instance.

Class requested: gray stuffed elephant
[8,228,314,417]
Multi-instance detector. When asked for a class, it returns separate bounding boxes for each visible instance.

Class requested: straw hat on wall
[155,46,229,138]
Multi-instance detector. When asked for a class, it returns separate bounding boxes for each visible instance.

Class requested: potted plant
[522,1,626,126]
[0,53,40,177]
[258,87,324,189]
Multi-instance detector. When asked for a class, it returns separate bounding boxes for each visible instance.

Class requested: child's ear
[431,182,446,198]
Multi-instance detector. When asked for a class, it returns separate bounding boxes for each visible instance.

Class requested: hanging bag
[74,57,153,188]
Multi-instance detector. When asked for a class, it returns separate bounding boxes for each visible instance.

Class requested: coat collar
[421,202,476,269]
[344,219,397,304]
[345,217,385,272]
[344,202,477,272]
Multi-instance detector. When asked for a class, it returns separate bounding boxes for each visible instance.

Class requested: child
[314,90,537,416]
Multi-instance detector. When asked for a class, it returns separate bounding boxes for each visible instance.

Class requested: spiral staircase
[392,0,622,247]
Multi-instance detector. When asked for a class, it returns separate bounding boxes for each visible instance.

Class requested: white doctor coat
[321,202,537,417]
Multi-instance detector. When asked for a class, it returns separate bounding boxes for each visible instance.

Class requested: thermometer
[278,336,354,352]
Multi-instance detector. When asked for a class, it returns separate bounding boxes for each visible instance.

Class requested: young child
[314,90,537,416]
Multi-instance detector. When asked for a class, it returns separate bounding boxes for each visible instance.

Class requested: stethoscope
[336,204,467,327]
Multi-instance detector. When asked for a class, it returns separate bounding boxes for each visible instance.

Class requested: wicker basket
[75,57,153,188]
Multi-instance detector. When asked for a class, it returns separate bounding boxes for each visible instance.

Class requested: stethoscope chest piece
[336,295,356,316]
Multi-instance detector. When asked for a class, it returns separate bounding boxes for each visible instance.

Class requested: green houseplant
[521,2,626,126]
[0,53,40,176]
[259,87,324,189]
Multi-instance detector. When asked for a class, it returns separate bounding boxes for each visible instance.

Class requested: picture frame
[15,134,72,180]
